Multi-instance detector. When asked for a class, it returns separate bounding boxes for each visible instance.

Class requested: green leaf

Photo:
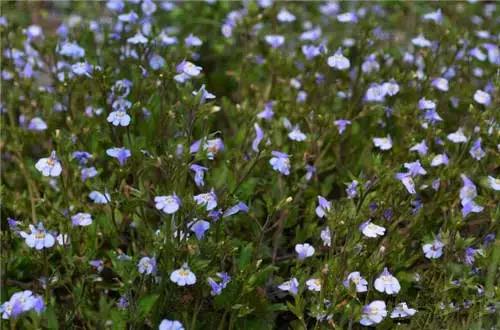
[138,294,160,317]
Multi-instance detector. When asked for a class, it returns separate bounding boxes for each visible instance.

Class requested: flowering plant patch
[1,1,499,329]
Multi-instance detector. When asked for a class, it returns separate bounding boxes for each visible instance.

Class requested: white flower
[411,34,432,48]
[295,243,315,260]
[360,300,387,326]
[487,176,500,191]
[447,128,468,143]
[20,223,55,250]
[431,154,449,167]
[159,319,184,330]
[71,212,93,226]
[138,256,156,275]
[473,89,491,106]
[127,32,148,44]
[288,126,306,141]
[155,195,181,214]
[89,191,111,204]
[278,277,299,296]
[277,9,296,22]
[107,110,131,126]
[374,268,401,295]
[422,239,444,259]
[360,221,386,238]
[35,151,62,177]
[193,190,217,211]
[170,264,196,286]
[306,278,321,292]
[343,272,368,292]
[373,136,392,150]
[320,227,331,247]
[327,49,350,70]
[391,302,417,318]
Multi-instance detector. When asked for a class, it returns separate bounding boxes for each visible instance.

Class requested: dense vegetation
[1,1,499,329]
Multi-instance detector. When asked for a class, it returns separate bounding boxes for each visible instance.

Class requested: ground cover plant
[1,1,499,329]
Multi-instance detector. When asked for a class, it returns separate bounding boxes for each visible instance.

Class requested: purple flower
[288,125,306,141]
[27,117,47,131]
[277,8,295,22]
[360,301,387,326]
[391,303,417,319]
[159,319,184,330]
[432,77,449,92]
[422,238,444,259]
[207,272,231,296]
[252,123,264,152]
[464,247,482,265]
[320,227,331,246]
[302,44,321,60]
[81,167,98,181]
[404,160,427,176]
[343,272,368,292]
[190,164,208,187]
[149,54,165,70]
[473,89,491,106]
[447,128,468,143]
[409,140,428,156]
[305,164,316,181]
[360,220,386,238]
[431,154,449,167]
[346,180,359,199]
[141,0,157,16]
[127,32,148,44]
[71,62,93,77]
[71,212,93,227]
[155,194,181,214]
[278,278,299,296]
[269,151,290,175]
[1,290,45,319]
[138,256,157,275]
[35,151,62,177]
[188,219,210,240]
[107,110,131,126]
[19,223,55,250]
[89,190,110,204]
[223,202,249,218]
[373,136,392,150]
[265,35,285,48]
[374,268,400,295]
[257,101,275,121]
[334,119,351,134]
[106,147,131,166]
[315,196,331,218]
[460,174,477,204]
[72,151,92,165]
[58,41,85,58]
[461,200,484,217]
[469,138,486,160]
[192,84,215,104]
[337,12,358,23]
[327,49,350,70]
[185,34,202,47]
[193,189,217,211]
[89,259,104,272]
[295,243,315,260]
[117,296,129,309]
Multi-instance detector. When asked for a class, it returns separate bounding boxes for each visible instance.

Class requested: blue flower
[35,151,62,177]
[106,147,131,166]
[269,151,290,175]
[107,110,131,126]
[188,219,210,240]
